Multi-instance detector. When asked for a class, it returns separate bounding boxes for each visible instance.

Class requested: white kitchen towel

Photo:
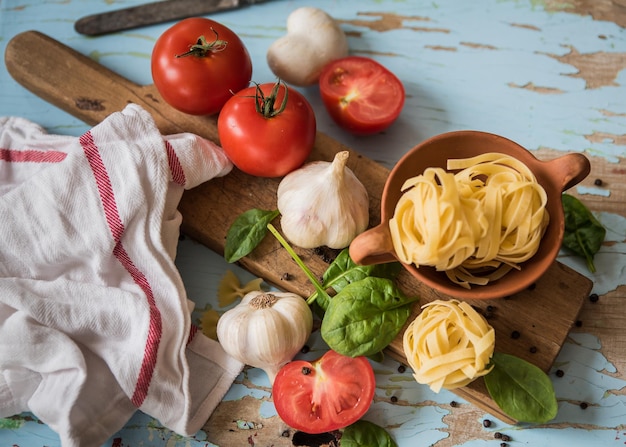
[0,104,244,447]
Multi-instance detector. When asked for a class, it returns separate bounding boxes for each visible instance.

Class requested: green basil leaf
[484,352,558,423]
[562,193,605,273]
[311,249,402,312]
[321,277,419,357]
[341,420,398,447]
[323,249,402,290]
[224,209,280,263]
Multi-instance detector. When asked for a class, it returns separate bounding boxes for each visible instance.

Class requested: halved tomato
[272,350,375,434]
[319,56,405,135]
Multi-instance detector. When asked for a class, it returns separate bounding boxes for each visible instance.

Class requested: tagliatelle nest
[403,299,495,392]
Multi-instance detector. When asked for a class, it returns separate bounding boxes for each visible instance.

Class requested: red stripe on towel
[79,130,163,408]
[0,148,67,163]
[165,139,186,186]
[187,324,199,345]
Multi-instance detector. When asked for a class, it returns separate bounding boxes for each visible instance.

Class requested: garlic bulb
[276,151,369,249]
[216,290,313,384]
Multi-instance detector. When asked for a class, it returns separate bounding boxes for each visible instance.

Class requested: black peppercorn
[580,401,588,409]
[530,346,537,354]
[397,365,406,373]
[501,434,511,442]
[589,293,599,303]
[494,432,503,439]
[450,401,458,407]
[390,396,398,403]
[556,369,565,377]
[500,443,508,447]
[511,330,521,339]
[301,366,311,375]
[482,419,492,428]
[594,178,603,186]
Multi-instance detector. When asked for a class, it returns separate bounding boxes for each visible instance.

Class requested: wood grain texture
[5,30,594,426]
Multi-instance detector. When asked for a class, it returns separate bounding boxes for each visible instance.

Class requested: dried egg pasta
[389,153,549,288]
[402,300,495,392]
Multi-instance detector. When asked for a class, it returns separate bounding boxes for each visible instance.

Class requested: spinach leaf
[310,248,402,312]
[562,193,605,273]
[321,276,419,357]
[342,420,398,447]
[484,352,558,423]
[323,249,402,290]
[224,209,279,263]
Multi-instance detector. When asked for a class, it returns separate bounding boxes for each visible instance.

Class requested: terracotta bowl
[349,130,590,300]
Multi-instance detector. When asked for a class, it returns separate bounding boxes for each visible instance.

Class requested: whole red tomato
[217,81,316,177]
[319,56,405,135]
[151,17,252,115]
[272,350,375,434]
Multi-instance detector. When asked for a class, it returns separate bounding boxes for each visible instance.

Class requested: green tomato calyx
[255,80,289,118]
[176,29,228,58]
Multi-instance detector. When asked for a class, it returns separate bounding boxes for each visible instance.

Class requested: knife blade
[75,0,264,36]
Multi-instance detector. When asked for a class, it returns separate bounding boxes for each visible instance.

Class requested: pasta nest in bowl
[389,152,549,289]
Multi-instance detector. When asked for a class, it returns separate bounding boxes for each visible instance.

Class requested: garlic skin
[277,151,369,249]
[216,290,313,384]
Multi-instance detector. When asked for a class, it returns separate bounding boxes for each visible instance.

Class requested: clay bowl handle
[349,223,398,266]
[545,152,591,192]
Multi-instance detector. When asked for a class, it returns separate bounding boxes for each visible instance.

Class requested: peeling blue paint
[577,186,612,197]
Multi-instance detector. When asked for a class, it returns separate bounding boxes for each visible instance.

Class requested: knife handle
[5,30,220,141]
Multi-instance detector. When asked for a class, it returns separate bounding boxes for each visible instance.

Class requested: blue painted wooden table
[1,1,625,446]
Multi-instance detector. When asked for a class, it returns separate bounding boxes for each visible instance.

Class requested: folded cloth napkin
[0,104,244,447]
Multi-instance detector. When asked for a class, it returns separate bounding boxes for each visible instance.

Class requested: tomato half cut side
[319,56,405,135]
[272,350,375,434]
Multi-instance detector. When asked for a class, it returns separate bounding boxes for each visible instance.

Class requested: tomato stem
[254,80,288,118]
[176,28,228,58]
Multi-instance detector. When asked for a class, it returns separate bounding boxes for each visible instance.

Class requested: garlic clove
[277,151,369,249]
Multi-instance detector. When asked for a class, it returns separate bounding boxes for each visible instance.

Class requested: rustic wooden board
[5,30,593,425]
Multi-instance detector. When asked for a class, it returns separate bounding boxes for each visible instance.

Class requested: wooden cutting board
[5,30,592,425]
